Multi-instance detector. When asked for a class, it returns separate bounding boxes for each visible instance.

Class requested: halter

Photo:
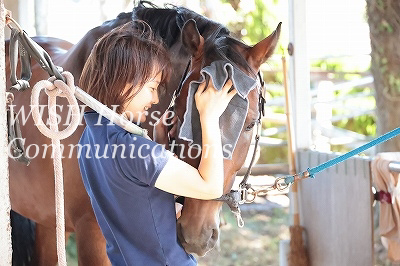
[213,71,266,227]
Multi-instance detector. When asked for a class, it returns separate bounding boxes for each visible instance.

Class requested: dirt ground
[195,199,396,266]
[66,193,396,266]
[66,195,290,266]
[196,200,290,266]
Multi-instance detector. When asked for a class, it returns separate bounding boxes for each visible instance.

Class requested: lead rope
[31,72,80,266]
[284,127,400,185]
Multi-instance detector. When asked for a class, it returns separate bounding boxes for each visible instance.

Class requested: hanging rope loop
[31,71,80,140]
[30,71,79,266]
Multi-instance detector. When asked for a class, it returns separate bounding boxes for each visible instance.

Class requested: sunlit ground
[66,189,290,266]
[196,204,289,266]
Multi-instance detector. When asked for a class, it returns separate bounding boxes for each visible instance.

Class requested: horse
[6,2,280,264]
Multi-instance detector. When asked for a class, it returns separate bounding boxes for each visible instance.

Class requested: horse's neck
[59,15,132,80]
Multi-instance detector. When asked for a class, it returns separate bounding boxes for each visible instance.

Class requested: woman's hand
[195,78,237,123]
[153,109,178,146]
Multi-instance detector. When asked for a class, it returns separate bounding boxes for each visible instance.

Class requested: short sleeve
[113,133,172,187]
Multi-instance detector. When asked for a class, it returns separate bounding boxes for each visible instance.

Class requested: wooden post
[0,2,12,266]
[281,1,311,265]
[288,0,311,228]
[288,0,311,151]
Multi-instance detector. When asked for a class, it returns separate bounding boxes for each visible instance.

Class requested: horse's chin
[177,219,218,257]
[179,238,215,257]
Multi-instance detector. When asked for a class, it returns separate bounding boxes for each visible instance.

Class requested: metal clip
[6,92,14,107]
[239,186,257,204]
[274,177,291,191]
[6,14,23,33]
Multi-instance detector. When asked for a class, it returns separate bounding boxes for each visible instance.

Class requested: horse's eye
[245,121,256,131]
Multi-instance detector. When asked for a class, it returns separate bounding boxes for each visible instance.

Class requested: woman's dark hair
[80,21,171,113]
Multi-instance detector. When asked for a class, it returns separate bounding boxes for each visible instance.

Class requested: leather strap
[10,28,31,91]
[7,109,30,165]
[9,28,65,92]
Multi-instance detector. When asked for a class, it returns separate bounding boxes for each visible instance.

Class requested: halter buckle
[239,186,257,204]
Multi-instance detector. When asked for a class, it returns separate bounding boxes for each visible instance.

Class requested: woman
[78,21,236,266]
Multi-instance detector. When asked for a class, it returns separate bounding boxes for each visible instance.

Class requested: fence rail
[242,66,376,176]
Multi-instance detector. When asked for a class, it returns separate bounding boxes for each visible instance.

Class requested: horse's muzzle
[176,220,219,256]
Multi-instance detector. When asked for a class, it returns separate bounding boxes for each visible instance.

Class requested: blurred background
[5,0,397,265]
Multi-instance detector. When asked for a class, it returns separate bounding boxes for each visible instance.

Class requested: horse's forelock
[205,35,256,78]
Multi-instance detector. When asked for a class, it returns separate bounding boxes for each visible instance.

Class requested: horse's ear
[248,23,282,68]
[181,19,204,56]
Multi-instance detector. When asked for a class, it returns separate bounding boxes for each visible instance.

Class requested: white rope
[31,72,80,266]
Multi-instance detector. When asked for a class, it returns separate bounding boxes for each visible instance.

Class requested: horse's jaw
[176,199,223,256]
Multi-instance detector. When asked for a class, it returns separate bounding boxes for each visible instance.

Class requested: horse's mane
[132,1,228,47]
[131,1,254,76]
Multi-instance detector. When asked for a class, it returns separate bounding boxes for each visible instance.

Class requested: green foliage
[379,19,393,33]
[334,115,377,136]
[241,0,275,45]
[312,59,344,72]
[222,0,285,52]
[66,234,78,266]
[388,73,400,93]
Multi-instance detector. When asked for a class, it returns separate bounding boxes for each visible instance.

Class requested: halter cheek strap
[213,71,265,227]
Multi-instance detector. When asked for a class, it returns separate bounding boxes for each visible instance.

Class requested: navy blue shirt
[78,112,196,266]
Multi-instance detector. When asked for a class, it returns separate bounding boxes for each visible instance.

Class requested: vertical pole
[288,0,311,151]
[281,0,311,265]
[0,2,12,266]
[288,0,311,224]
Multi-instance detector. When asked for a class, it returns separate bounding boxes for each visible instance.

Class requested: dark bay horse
[6,2,280,264]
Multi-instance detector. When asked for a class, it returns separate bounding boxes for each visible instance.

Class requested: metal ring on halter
[244,186,257,203]
[239,186,256,204]
[274,177,291,191]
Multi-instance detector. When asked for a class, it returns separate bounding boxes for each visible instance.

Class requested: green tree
[222,0,281,45]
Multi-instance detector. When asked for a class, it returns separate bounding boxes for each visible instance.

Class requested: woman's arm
[154,80,236,199]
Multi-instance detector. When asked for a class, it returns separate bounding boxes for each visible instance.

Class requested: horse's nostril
[211,228,218,241]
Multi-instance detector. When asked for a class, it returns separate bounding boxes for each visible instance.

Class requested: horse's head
[173,19,281,255]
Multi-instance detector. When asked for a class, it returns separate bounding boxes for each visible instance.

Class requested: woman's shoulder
[113,130,156,146]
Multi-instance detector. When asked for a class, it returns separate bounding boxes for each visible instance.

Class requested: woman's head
[80,21,171,122]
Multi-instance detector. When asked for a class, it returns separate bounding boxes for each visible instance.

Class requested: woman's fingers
[169,124,177,138]
[228,87,237,98]
[222,79,233,93]
[196,81,207,95]
[168,117,178,138]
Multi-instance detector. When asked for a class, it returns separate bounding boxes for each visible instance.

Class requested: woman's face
[122,72,161,123]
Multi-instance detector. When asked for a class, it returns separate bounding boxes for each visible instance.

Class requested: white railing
[245,67,375,176]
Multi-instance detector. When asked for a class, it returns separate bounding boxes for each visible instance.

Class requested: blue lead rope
[284,127,400,185]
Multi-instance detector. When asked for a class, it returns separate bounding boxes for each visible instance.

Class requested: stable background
[5,0,395,265]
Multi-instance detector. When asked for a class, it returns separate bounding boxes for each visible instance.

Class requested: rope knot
[31,71,80,140]
[44,84,60,98]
